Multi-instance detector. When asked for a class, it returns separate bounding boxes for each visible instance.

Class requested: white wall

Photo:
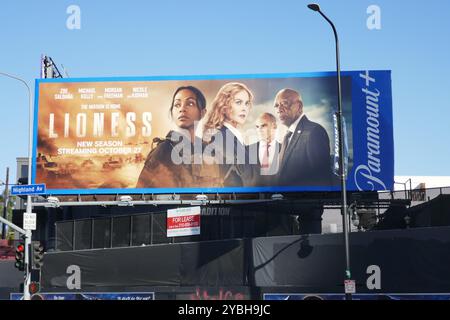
[394,176,450,191]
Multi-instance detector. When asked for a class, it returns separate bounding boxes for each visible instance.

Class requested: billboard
[32,71,393,194]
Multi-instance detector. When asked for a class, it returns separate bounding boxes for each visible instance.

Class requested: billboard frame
[32,70,394,195]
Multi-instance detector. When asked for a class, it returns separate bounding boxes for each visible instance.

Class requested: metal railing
[378,186,450,202]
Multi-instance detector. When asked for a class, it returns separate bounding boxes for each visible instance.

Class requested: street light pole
[307,3,352,300]
[0,71,33,300]
[2,167,9,239]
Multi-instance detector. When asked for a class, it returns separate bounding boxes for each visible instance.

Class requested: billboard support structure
[30,195,406,209]
[40,55,64,79]
[32,198,275,208]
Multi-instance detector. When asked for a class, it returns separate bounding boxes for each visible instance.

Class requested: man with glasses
[274,88,332,187]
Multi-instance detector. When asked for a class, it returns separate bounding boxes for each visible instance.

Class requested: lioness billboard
[32,71,393,194]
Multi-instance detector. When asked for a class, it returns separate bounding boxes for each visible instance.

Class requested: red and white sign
[167,206,201,237]
[344,280,356,294]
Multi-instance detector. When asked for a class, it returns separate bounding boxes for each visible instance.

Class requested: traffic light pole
[24,228,32,300]
[0,216,31,300]
[1,167,9,239]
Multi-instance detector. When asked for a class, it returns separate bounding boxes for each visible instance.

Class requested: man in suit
[248,113,281,186]
[274,88,332,187]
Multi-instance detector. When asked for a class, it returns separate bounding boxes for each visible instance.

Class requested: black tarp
[0,261,24,300]
[40,226,450,295]
[252,227,450,293]
[408,194,450,228]
[180,240,244,286]
[41,239,245,290]
[42,245,182,288]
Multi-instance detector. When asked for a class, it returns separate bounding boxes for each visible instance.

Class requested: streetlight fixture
[1,168,9,240]
[0,71,33,300]
[307,3,352,300]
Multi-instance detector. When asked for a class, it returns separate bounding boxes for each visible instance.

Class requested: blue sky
[0,0,449,184]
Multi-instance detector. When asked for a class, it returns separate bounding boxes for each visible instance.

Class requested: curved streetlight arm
[315,11,342,117]
[317,11,339,49]
[0,71,33,301]
[0,71,31,94]
[0,72,33,186]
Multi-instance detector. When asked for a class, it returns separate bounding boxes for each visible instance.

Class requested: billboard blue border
[32,70,394,195]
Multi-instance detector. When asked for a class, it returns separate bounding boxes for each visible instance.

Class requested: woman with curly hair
[203,82,253,187]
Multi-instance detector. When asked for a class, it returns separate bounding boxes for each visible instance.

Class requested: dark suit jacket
[277,116,332,186]
[247,141,281,187]
[209,126,250,187]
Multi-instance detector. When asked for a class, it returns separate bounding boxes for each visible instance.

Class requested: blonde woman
[203,82,253,187]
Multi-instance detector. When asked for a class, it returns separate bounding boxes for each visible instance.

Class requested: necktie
[261,143,270,168]
[279,131,293,165]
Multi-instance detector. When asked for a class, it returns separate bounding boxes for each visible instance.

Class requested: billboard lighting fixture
[45,196,60,208]
[271,194,284,201]
[195,194,208,201]
[192,194,209,206]
[118,195,133,207]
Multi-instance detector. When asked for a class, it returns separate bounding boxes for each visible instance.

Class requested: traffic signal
[32,241,44,269]
[29,281,40,295]
[15,242,25,271]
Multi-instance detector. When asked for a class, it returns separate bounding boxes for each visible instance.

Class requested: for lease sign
[167,206,201,237]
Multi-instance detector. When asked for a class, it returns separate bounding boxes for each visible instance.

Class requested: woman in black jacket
[203,82,254,187]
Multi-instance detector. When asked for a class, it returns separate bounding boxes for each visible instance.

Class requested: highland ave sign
[11,184,46,196]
